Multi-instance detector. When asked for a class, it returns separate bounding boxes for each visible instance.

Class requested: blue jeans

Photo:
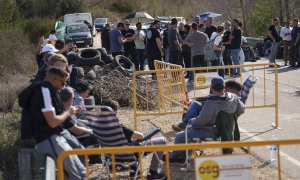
[231,48,241,75]
[211,52,225,78]
[170,128,218,159]
[269,42,280,63]
[136,49,145,70]
[183,101,202,124]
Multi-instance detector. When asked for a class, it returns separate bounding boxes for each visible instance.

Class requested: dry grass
[0,28,37,178]
[0,29,36,112]
[0,112,21,179]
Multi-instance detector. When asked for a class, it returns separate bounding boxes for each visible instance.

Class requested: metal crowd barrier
[132,62,279,130]
[56,139,300,180]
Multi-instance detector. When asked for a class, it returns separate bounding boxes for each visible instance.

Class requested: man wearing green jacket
[169,76,245,163]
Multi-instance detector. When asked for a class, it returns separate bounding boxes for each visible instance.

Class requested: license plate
[76,41,84,43]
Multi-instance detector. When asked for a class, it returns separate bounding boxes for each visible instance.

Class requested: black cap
[117,22,125,28]
[55,40,65,50]
[75,80,93,93]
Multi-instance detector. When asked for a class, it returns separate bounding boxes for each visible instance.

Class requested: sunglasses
[126,24,130,25]
[56,78,67,86]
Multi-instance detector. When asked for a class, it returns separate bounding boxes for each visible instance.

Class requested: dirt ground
[86,107,293,180]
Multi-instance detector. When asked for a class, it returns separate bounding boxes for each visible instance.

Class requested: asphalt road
[238,60,300,179]
[84,33,300,179]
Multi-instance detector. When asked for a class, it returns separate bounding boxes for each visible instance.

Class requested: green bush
[250,0,276,36]
[0,112,21,179]
[89,5,118,20]
[23,17,56,44]
[0,29,36,112]
[111,2,133,13]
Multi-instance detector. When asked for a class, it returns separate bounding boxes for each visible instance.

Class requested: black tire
[103,55,114,64]
[96,48,108,56]
[84,69,96,80]
[75,48,101,67]
[75,67,85,78]
[114,55,135,72]
[82,66,92,74]
[97,60,106,66]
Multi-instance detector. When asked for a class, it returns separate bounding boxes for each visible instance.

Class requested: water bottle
[269,134,277,162]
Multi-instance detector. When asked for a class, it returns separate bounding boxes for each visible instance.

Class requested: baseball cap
[42,44,59,53]
[211,76,225,87]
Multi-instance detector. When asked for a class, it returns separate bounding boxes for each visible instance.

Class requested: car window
[95,19,107,23]
[68,24,89,33]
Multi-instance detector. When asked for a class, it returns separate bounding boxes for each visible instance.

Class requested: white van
[64,13,96,36]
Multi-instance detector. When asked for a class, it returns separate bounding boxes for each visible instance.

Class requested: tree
[250,0,276,36]
[0,0,19,23]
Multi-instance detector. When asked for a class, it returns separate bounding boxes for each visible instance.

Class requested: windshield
[95,18,107,23]
[67,24,89,33]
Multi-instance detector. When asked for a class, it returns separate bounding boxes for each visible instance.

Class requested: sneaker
[172,122,186,132]
[147,171,166,180]
[186,81,194,86]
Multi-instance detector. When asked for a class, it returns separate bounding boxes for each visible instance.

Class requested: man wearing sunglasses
[25,67,86,179]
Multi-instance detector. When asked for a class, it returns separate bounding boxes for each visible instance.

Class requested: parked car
[94,18,109,32]
[156,16,171,22]
[174,17,186,24]
[65,23,93,47]
[64,13,96,36]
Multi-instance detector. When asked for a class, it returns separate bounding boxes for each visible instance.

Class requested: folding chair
[81,105,164,179]
[241,75,258,104]
[184,111,239,171]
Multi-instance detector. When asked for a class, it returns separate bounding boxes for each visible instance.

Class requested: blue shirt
[109,29,123,52]
[291,26,300,42]
[73,91,86,118]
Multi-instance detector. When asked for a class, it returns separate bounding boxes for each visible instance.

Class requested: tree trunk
[240,0,247,32]
[284,0,290,21]
[279,0,284,24]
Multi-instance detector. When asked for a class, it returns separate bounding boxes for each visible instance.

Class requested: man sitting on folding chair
[168,76,245,163]
[81,100,167,180]
[172,75,257,131]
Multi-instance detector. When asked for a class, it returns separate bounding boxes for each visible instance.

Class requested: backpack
[18,83,38,139]
[204,35,219,62]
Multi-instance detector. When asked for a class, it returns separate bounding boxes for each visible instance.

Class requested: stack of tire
[74,48,135,83]
[73,48,135,106]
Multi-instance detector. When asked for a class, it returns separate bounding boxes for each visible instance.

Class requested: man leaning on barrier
[167,76,245,163]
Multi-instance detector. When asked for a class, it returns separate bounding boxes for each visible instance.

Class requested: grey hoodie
[189,92,245,127]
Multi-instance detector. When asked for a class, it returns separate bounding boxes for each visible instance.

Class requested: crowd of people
[19,14,299,179]
[101,16,300,78]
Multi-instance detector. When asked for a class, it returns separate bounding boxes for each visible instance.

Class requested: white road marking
[239,127,300,168]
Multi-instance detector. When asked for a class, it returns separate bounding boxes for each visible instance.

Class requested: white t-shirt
[48,34,57,41]
[134,29,145,49]
[210,32,222,46]
[280,26,292,41]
